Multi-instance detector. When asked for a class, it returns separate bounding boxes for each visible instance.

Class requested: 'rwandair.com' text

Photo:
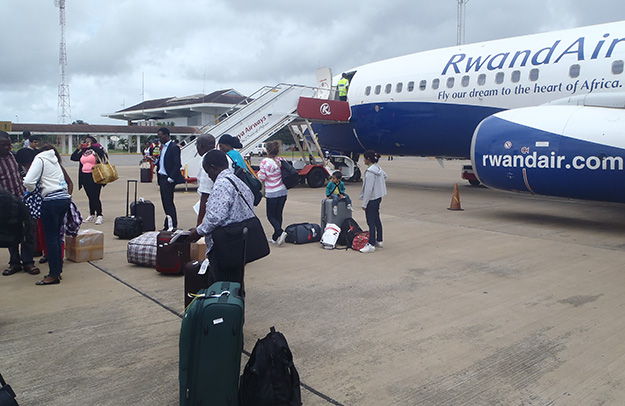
[481,152,624,170]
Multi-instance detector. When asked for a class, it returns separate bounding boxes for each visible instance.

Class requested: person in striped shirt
[257,140,288,245]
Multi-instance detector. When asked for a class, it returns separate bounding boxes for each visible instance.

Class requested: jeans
[330,194,351,207]
[40,198,70,277]
[8,219,36,267]
[266,195,287,241]
[365,198,382,246]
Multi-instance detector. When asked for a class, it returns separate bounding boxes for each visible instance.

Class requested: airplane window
[365,86,371,96]
[612,60,624,75]
[495,72,504,84]
[385,83,392,94]
[396,82,403,93]
[529,68,539,81]
[407,81,415,92]
[446,77,455,88]
[462,75,470,87]
[375,85,381,95]
[478,74,486,85]
[569,64,580,78]
[432,79,440,90]
[511,70,521,83]
[419,80,427,91]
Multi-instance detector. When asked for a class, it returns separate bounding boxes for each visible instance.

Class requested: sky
[1,0,625,126]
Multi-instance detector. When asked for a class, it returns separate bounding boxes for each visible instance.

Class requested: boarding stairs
[180,83,354,184]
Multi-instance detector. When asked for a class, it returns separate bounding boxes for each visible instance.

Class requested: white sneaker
[277,231,288,246]
[332,206,338,215]
[85,215,95,223]
[376,241,383,248]
[360,243,375,253]
[95,215,103,225]
[347,204,353,211]
[268,238,277,244]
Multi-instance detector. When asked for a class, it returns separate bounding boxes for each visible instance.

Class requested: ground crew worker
[338,73,349,101]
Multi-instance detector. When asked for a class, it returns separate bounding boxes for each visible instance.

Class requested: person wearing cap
[218,134,249,173]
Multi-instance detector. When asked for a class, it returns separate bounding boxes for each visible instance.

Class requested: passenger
[195,133,216,226]
[155,127,186,229]
[326,170,353,215]
[70,135,106,225]
[218,134,249,172]
[337,73,350,101]
[24,143,71,285]
[257,140,288,245]
[359,150,387,253]
[188,150,255,285]
[0,131,39,277]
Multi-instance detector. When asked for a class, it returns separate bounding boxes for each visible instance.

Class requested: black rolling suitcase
[183,259,210,308]
[179,229,249,406]
[114,180,144,239]
[0,372,18,406]
[130,198,156,232]
[140,161,153,183]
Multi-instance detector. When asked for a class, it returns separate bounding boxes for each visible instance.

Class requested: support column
[136,135,141,153]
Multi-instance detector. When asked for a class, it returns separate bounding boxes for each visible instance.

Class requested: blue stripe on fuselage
[315,101,504,158]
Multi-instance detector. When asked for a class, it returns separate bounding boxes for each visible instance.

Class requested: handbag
[279,158,299,189]
[233,162,263,206]
[23,163,44,219]
[92,153,119,185]
[211,177,270,268]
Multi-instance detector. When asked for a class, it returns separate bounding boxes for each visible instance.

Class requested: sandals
[24,265,41,275]
[2,265,22,276]
[36,275,60,285]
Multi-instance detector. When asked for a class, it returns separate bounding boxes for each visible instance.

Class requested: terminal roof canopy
[103,89,248,121]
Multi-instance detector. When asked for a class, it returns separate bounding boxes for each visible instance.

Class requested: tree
[72,119,89,125]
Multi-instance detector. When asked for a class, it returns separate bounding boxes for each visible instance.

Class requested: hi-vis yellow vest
[338,78,349,97]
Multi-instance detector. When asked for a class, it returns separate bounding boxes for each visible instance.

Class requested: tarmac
[2,154,625,405]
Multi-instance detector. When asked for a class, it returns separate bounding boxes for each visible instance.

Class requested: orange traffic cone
[448,183,463,211]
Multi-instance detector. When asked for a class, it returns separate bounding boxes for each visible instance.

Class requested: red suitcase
[156,230,191,274]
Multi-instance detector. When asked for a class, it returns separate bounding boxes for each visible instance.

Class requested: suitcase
[179,227,250,405]
[285,222,322,244]
[156,230,191,274]
[130,198,156,232]
[179,281,244,405]
[321,198,351,230]
[127,231,159,267]
[140,164,152,183]
[114,180,143,239]
[183,259,210,309]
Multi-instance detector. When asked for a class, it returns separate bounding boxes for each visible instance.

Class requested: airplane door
[316,67,332,99]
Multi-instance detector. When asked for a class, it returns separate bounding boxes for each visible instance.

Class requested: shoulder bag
[92,153,119,185]
[211,177,270,268]
[23,162,44,219]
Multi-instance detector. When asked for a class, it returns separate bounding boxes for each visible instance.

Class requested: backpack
[233,161,263,206]
[285,223,322,244]
[0,188,31,248]
[320,223,340,250]
[239,327,302,406]
[337,218,362,247]
[351,231,370,251]
[280,159,299,189]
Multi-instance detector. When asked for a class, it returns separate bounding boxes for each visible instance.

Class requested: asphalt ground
[2,155,625,405]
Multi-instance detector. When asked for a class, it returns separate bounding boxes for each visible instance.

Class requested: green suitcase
[179,281,244,405]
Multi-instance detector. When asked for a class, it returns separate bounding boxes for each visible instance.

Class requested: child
[359,150,387,253]
[326,171,352,215]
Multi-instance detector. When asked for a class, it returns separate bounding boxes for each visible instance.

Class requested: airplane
[314,21,625,203]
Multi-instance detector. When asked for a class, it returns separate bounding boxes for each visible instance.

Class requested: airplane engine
[471,105,625,203]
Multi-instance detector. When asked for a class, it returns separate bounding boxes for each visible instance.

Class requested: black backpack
[239,327,302,406]
[232,162,263,206]
[0,188,31,249]
[280,159,299,189]
[337,217,362,247]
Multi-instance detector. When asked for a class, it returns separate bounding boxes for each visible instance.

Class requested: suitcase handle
[126,180,138,217]
[208,290,231,298]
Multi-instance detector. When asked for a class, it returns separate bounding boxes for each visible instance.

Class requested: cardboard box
[190,237,207,261]
[66,229,104,263]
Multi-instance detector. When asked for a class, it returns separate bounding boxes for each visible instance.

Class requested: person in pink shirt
[70,136,106,225]
[257,140,288,245]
